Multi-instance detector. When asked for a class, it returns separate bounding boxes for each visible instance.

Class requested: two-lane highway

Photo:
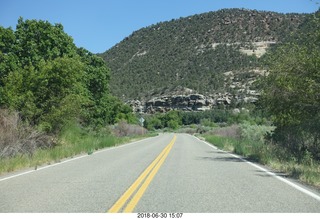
[0,133,319,212]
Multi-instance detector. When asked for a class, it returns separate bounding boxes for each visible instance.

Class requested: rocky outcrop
[146,94,210,113]
[127,92,250,114]
[126,68,263,113]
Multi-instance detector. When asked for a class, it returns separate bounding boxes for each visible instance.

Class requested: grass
[0,123,156,175]
[203,135,237,152]
[269,159,320,187]
[203,133,320,188]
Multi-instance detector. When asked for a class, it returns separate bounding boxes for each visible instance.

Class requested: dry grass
[269,160,320,187]
[203,124,320,188]
[0,109,55,158]
[0,121,143,174]
[112,120,147,137]
[209,124,241,139]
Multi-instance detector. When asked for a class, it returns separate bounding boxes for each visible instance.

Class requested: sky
[0,0,319,53]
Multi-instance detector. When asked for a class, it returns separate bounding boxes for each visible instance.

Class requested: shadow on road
[205,150,226,154]
[254,169,289,178]
[197,155,245,162]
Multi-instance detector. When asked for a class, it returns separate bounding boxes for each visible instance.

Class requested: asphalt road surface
[0,133,319,213]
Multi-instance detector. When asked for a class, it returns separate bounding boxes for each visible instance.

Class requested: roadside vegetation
[203,124,320,187]
[1,11,319,190]
[0,18,149,174]
[143,11,320,188]
[0,110,150,174]
[143,107,320,188]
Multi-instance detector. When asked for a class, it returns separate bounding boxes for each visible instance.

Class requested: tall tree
[0,18,134,132]
[260,12,320,159]
[14,17,77,67]
[0,27,19,88]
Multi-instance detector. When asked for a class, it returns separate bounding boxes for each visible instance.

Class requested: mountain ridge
[100,8,308,112]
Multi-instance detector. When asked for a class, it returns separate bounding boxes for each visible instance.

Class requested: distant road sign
[139,117,145,126]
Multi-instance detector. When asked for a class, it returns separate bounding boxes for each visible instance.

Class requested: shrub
[239,122,275,143]
[0,109,55,158]
[210,124,241,139]
[113,120,147,137]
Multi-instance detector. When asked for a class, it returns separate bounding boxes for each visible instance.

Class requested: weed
[112,120,147,137]
[203,126,320,188]
[0,109,55,158]
[0,121,152,175]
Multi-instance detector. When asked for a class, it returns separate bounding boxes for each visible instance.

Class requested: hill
[100,9,307,112]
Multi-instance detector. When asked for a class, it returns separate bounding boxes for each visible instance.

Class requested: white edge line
[190,134,320,202]
[0,135,159,182]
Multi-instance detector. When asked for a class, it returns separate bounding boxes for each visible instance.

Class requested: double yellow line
[108,135,177,213]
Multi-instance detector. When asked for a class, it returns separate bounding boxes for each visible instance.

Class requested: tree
[147,117,163,130]
[0,18,135,132]
[14,17,77,67]
[1,57,88,131]
[163,111,182,130]
[260,12,320,160]
[0,27,20,90]
[77,48,110,99]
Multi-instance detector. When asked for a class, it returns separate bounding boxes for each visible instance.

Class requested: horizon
[1,0,319,53]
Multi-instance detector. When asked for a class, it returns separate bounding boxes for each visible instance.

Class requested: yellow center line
[108,135,177,213]
[124,136,175,212]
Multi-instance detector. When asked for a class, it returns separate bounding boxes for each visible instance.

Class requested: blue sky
[0,0,319,53]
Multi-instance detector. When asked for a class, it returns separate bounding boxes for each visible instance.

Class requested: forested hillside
[101,9,307,100]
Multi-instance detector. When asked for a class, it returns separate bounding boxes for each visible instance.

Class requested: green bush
[239,122,275,143]
[0,18,135,133]
[259,12,320,160]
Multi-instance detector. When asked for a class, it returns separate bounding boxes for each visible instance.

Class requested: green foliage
[0,27,19,86]
[203,127,320,187]
[145,115,163,130]
[1,56,88,131]
[200,118,217,128]
[204,123,275,163]
[14,17,77,67]
[239,122,275,143]
[77,48,110,99]
[86,95,136,127]
[180,110,231,125]
[0,122,128,174]
[144,111,182,130]
[0,18,134,133]
[260,12,320,160]
[144,108,268,131]
[101,9,306,100]
[203,135,231,150]
[164,111,182,129]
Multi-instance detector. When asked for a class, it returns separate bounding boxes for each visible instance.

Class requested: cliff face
[129,91,260,114]
[145,93,229,113]
[128,68,263,113]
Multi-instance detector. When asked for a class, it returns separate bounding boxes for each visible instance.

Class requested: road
[0,133,319,213]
